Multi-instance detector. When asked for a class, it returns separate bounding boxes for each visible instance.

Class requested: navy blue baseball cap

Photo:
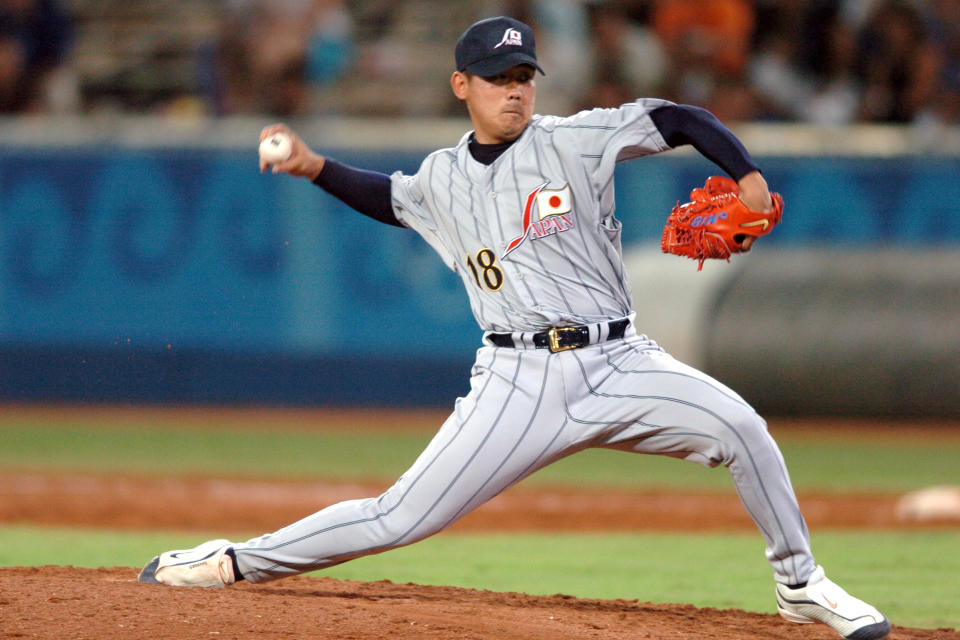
[455,16,545,76]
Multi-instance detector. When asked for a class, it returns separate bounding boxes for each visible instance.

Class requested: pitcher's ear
[451,71,469,99]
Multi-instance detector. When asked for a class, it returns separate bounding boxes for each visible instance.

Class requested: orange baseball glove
[661,176,784,270]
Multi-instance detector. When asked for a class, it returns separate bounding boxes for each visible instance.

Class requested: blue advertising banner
[0,144,956,405]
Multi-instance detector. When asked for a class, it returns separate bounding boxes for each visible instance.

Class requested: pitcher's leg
[234,410,467,582]
[568,342,814,585]
[235,348,569,582]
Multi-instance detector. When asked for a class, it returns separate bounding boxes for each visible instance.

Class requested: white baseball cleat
[138,539,236,587]
[775,566,890,640]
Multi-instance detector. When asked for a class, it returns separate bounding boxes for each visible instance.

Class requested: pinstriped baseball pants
[234,325,815,586]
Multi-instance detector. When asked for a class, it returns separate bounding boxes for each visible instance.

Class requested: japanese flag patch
[536,185,572,219]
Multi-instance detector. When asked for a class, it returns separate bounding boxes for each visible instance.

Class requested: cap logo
[493,28,523,49]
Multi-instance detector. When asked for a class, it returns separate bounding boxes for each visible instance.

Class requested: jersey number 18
[466,248,504,291]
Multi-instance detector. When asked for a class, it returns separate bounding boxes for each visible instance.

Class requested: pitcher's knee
[713,407,771,464]
[736,409,769,439]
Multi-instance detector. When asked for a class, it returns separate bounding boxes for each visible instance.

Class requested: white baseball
[259,132,292,164]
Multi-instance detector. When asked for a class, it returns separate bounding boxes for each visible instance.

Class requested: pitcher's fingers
[259,123,287,142]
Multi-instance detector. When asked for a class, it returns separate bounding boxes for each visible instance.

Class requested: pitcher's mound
[1,566,954,640]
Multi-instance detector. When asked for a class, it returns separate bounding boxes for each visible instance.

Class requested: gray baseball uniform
[232,99,815,587]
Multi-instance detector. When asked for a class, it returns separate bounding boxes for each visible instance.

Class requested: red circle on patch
[549,195,562,209]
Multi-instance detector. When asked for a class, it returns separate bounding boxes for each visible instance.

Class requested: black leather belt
[487,318,630,353]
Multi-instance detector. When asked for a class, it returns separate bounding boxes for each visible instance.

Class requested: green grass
[1,419,958,491]
[1,525,956,630]
[0,423,419,480]
[2,410,958,631]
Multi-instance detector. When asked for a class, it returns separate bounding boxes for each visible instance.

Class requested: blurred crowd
[0,0,73,113]
[2,0,959,125]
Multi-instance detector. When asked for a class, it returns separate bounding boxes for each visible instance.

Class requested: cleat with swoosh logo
[775,566,890,639]
[138,539,236,587]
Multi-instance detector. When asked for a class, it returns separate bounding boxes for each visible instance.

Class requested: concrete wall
[626,249,960,417]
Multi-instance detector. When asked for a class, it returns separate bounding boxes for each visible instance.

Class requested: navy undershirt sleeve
[650,104,760,181]
[311,158,402,227]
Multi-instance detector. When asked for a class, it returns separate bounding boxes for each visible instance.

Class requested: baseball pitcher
[139,16,889,640]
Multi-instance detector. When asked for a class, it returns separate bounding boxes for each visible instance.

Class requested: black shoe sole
[845,619,891,640]
[137,556,161,584]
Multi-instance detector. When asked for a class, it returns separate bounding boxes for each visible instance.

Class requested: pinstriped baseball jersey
[229,99,815,595]
[391,98,673,332]
[228,100,818,593]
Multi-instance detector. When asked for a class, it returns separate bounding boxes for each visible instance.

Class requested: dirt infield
[3,566,957,640]
[2,472,959,639]
[2,408,958,639]
[0,471,952,533]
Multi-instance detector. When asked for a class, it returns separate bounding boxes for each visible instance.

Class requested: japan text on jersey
[503,183,575,257]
